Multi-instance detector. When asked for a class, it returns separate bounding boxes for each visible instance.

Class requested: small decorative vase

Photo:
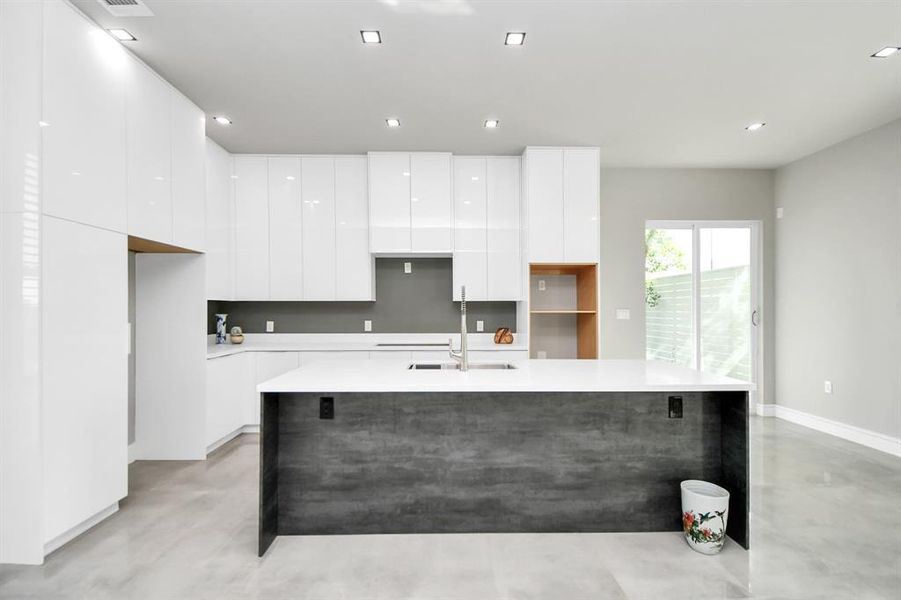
[230,326,244,345]
[681,480,730,555]
[215,313,228,344]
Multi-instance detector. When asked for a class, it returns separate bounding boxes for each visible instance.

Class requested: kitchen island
[257,359,752,556]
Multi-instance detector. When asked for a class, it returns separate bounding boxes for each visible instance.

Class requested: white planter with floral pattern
[680,480,730,555]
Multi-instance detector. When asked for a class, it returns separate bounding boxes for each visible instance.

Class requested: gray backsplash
[208,258,517,334]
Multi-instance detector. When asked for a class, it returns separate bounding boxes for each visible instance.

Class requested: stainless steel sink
[408,363,517,370]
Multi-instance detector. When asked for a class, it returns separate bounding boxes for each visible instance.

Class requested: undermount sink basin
[408,363,517,370]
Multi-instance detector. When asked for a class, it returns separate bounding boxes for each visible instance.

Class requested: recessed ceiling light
[745,122,766,132]
[361,30,381,44]
[285,176,296,181]
[386,118,401,128]
[505,32,525,46]
[484,119,499,129]
[108,28,136,42]
[213,116,232,126]
[871,46,900,58]
[38,120,50,127]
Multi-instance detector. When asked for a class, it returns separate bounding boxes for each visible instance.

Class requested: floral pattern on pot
[682,509,727,547]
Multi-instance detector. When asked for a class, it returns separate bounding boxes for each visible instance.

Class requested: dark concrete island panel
[259,391,749,556]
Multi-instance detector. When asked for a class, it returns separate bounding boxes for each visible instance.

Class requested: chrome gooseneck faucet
[449,285,469,371]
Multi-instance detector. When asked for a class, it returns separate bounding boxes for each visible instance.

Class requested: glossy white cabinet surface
[411,153,453,252]
[486,156,522,300]
[302,157,337,300]
[563,148,600,262]
[125,56,172,243]
[335,157,373,300]
[234,156,270,300]
[368,152,411,252]
[524,148,565,262]
[453,157,488,300]
[206,352,252,448]
[42,217,127,543]
[204,139,234,300]
[250,352,300,425]
[268,157,303,300]
[170,91,206,251]
[42,1,128,232]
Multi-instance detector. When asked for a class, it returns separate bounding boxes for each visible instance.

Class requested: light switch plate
[364,320,372,332]
[824,380,833,394]
[404,262,412,274]
[476,320,484,332]
[616,309,631,320]
[538,279,546,291]
[776,207,784,219]
[266,320,275,333]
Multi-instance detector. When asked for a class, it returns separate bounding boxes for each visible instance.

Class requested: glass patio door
[646,221,760,392]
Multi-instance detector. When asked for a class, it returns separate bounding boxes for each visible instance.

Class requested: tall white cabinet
[268,157,303,300]
[335,157,372,300]
[452,156,522,301]
[234,156,271,300]
[302,157,337,300]
[205,139,235,300]
[369,152,452,253]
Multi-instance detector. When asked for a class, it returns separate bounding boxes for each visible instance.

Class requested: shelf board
[530,309,597,314]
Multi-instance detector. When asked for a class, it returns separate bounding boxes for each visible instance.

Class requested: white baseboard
[242,425,260,434]
[44,502,119,557]
[127,443,136,464]
[757,403,776,417]
[205,425,259,456]
[763,404,901,458]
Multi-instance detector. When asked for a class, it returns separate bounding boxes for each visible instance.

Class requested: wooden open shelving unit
[529,263,598,359]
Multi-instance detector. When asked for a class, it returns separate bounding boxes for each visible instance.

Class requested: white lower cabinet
[205,352,253,450]
[250,352,300,425]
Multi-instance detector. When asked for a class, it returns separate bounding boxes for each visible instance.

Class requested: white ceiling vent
[96,0,154,18]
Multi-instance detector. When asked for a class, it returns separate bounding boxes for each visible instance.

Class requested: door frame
[645,220,763,411]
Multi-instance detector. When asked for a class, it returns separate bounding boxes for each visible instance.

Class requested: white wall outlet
[537,350,547,359]
[266,320,275,333]
[476,320,484,332]
[776,207,784,219]
[616,308,631,320]
[364,320,372,332]
[824,380,833,394]
[404,262,412,274]
[538,279,546,291]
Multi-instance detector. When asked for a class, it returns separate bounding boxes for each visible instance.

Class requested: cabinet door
[452,157,487,301]
[206,353,250,448]
[302,157,336,300]
[42,1,127,232]
[251,352,300,425]
[525,148,564,262]
[411,153,452,252]
[369,153,411,252]
[204,140,234,300]
[487,156,522,300]
[563,148,600,262]
[125,57,172,243]
[234,156,270,299]
[170,91,206,251]
[268,157,303,299]
[336,156,373,300]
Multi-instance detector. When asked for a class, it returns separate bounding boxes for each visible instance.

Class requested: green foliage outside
[645,229,687,308]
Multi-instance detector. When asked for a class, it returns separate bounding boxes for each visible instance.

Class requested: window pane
[645,228,693,367]
[699,227,751,381]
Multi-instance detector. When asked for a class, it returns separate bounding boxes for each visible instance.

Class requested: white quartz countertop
[207,333,528,359]
[257,358,754,393]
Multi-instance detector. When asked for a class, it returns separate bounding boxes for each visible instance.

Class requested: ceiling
[75,0,901,168]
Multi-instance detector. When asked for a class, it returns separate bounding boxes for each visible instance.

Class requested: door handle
[751,309,760,327]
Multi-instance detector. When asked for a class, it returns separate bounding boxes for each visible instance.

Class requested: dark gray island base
[259,391,748,556]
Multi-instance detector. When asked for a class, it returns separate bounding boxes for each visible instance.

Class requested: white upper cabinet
[301,157,337,300]
[170,91,206,251]
[42,1,128,232]
[368,152,411,252]
[523,147,599,263]
[410,153,453,252]
[486,156,522,300]
[268,157,303,300]
[125,57,172,243]
[234,156,270,300]
[369,152,452,253]
[335,157,373,300]
[204,139,234,300]
[562,148,600,262]
[452,157,488,301]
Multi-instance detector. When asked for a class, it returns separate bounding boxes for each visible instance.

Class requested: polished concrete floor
[1,417,899,599]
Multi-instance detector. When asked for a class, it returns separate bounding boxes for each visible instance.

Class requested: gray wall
[598,168,776,405]
[209,258,517,334]
[774,119,901,438]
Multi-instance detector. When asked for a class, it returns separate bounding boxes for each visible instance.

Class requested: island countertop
[257,358,754,393]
